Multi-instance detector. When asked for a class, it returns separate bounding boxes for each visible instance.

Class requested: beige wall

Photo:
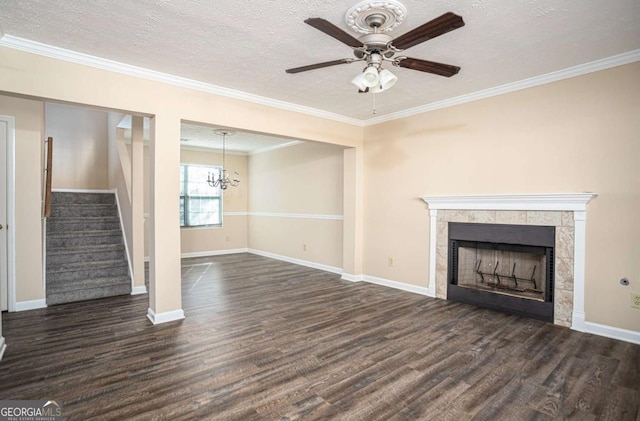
[248,141,344,269]
[45,103,109,190]
[179,149,248,254]
[0,95,45,302]
[363,62,640,331]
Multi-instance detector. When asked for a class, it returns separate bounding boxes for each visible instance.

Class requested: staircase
[46,192,132,305]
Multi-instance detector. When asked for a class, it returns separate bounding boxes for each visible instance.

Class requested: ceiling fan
[285,1,465,93]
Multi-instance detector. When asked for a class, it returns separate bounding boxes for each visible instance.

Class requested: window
[180,164,222,227]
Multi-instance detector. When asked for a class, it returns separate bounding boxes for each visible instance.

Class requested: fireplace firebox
[447,222,555,322]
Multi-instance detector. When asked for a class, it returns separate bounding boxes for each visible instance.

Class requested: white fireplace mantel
[421,193,597,211]
[421,193,597,332]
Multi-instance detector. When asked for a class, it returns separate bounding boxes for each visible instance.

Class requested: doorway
[0,115,15,312]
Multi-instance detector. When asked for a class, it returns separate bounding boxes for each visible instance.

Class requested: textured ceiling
[1,0,639,121]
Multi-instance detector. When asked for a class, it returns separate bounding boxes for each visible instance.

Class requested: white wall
[45,103,108,190]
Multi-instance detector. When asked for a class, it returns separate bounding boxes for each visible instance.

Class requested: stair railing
[43,136,53,218]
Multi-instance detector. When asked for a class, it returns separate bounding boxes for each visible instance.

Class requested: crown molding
[179,144,247,155]
[364,49,640,126]
[249,141,303,156]
[1,34,638,128]
[0,35,364,127]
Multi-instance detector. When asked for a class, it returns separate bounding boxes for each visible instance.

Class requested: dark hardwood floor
[1,253,638,420]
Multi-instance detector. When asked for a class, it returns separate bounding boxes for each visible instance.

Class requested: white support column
[130,116,146,294]
[147,114,184,324]
[571,210,588,331]
[427,209,437,298]
[341,147,364,282]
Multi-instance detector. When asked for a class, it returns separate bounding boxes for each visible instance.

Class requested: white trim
[341,273,364,282]
[182,249,249,259]
[248,212,344,220]
[365,49,640,125]
[421,193,597,211]
[427,209,437,298]
[1,115,16,312]
[248,249,342,275]
[421,193,597,333]
[147,308,185,325]
[249,141,303,156]
[51,188,114,193]
[571,210,588,332]
[180,145,248,156]
[223,212,249,217]
[131,285,147,295]
[362,275,431,297]
[583,321,640,345]
[112,189,135,290]
[15,299,47,311]
[0,35,363,127]
[0,336,6,362]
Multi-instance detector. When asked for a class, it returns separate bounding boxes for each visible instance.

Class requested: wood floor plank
[0,253,638,420]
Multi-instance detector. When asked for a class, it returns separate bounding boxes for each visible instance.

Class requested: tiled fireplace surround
[421,194,596,331]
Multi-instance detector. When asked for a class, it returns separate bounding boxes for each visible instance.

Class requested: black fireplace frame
[447,222,555,322]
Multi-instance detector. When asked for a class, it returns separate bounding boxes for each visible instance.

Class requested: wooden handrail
[43,137,53,218]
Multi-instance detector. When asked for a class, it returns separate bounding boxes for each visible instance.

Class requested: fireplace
[447,222,555,322]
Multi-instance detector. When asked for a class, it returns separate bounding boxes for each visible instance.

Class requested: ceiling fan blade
[305,18,364,48]
[391,12,465,51]
[286,58,354,74]
[397,58,460,77]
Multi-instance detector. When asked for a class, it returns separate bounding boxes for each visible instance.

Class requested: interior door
[0,119,8,311]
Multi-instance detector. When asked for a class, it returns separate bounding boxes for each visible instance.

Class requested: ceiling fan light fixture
[378,68,398,91]
[351,72,369,90]
[362,66,379,87]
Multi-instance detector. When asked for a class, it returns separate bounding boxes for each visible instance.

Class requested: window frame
[180,163,223,228]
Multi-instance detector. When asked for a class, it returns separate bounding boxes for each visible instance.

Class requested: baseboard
[131,285,147,295]
[181,249,249,259]
[0,336,6,362]
[147,308,185,325]
[247,249,342,275]
[583,321,640,345]
[362,275,432,297]
[15,299,47,311]
[341,273,364,282]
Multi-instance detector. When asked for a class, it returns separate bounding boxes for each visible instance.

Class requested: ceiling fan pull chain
[372,92,377,115]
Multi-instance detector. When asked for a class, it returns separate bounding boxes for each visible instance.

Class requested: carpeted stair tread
[47,259,128,274]
[46,284,132,305]
[51,192,116,205]
[47,217,121,232]
[47,229,123,238]
[50,204,118,217]
[47,276,131,293]
[47,244,125,256]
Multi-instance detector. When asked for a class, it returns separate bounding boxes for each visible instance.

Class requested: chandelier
[206,129,239,190]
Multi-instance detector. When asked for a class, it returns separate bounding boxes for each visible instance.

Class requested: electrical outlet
[632,293,640,309]
[388,257,394,267]
[225,236,230,242]
[303,244,307,252]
